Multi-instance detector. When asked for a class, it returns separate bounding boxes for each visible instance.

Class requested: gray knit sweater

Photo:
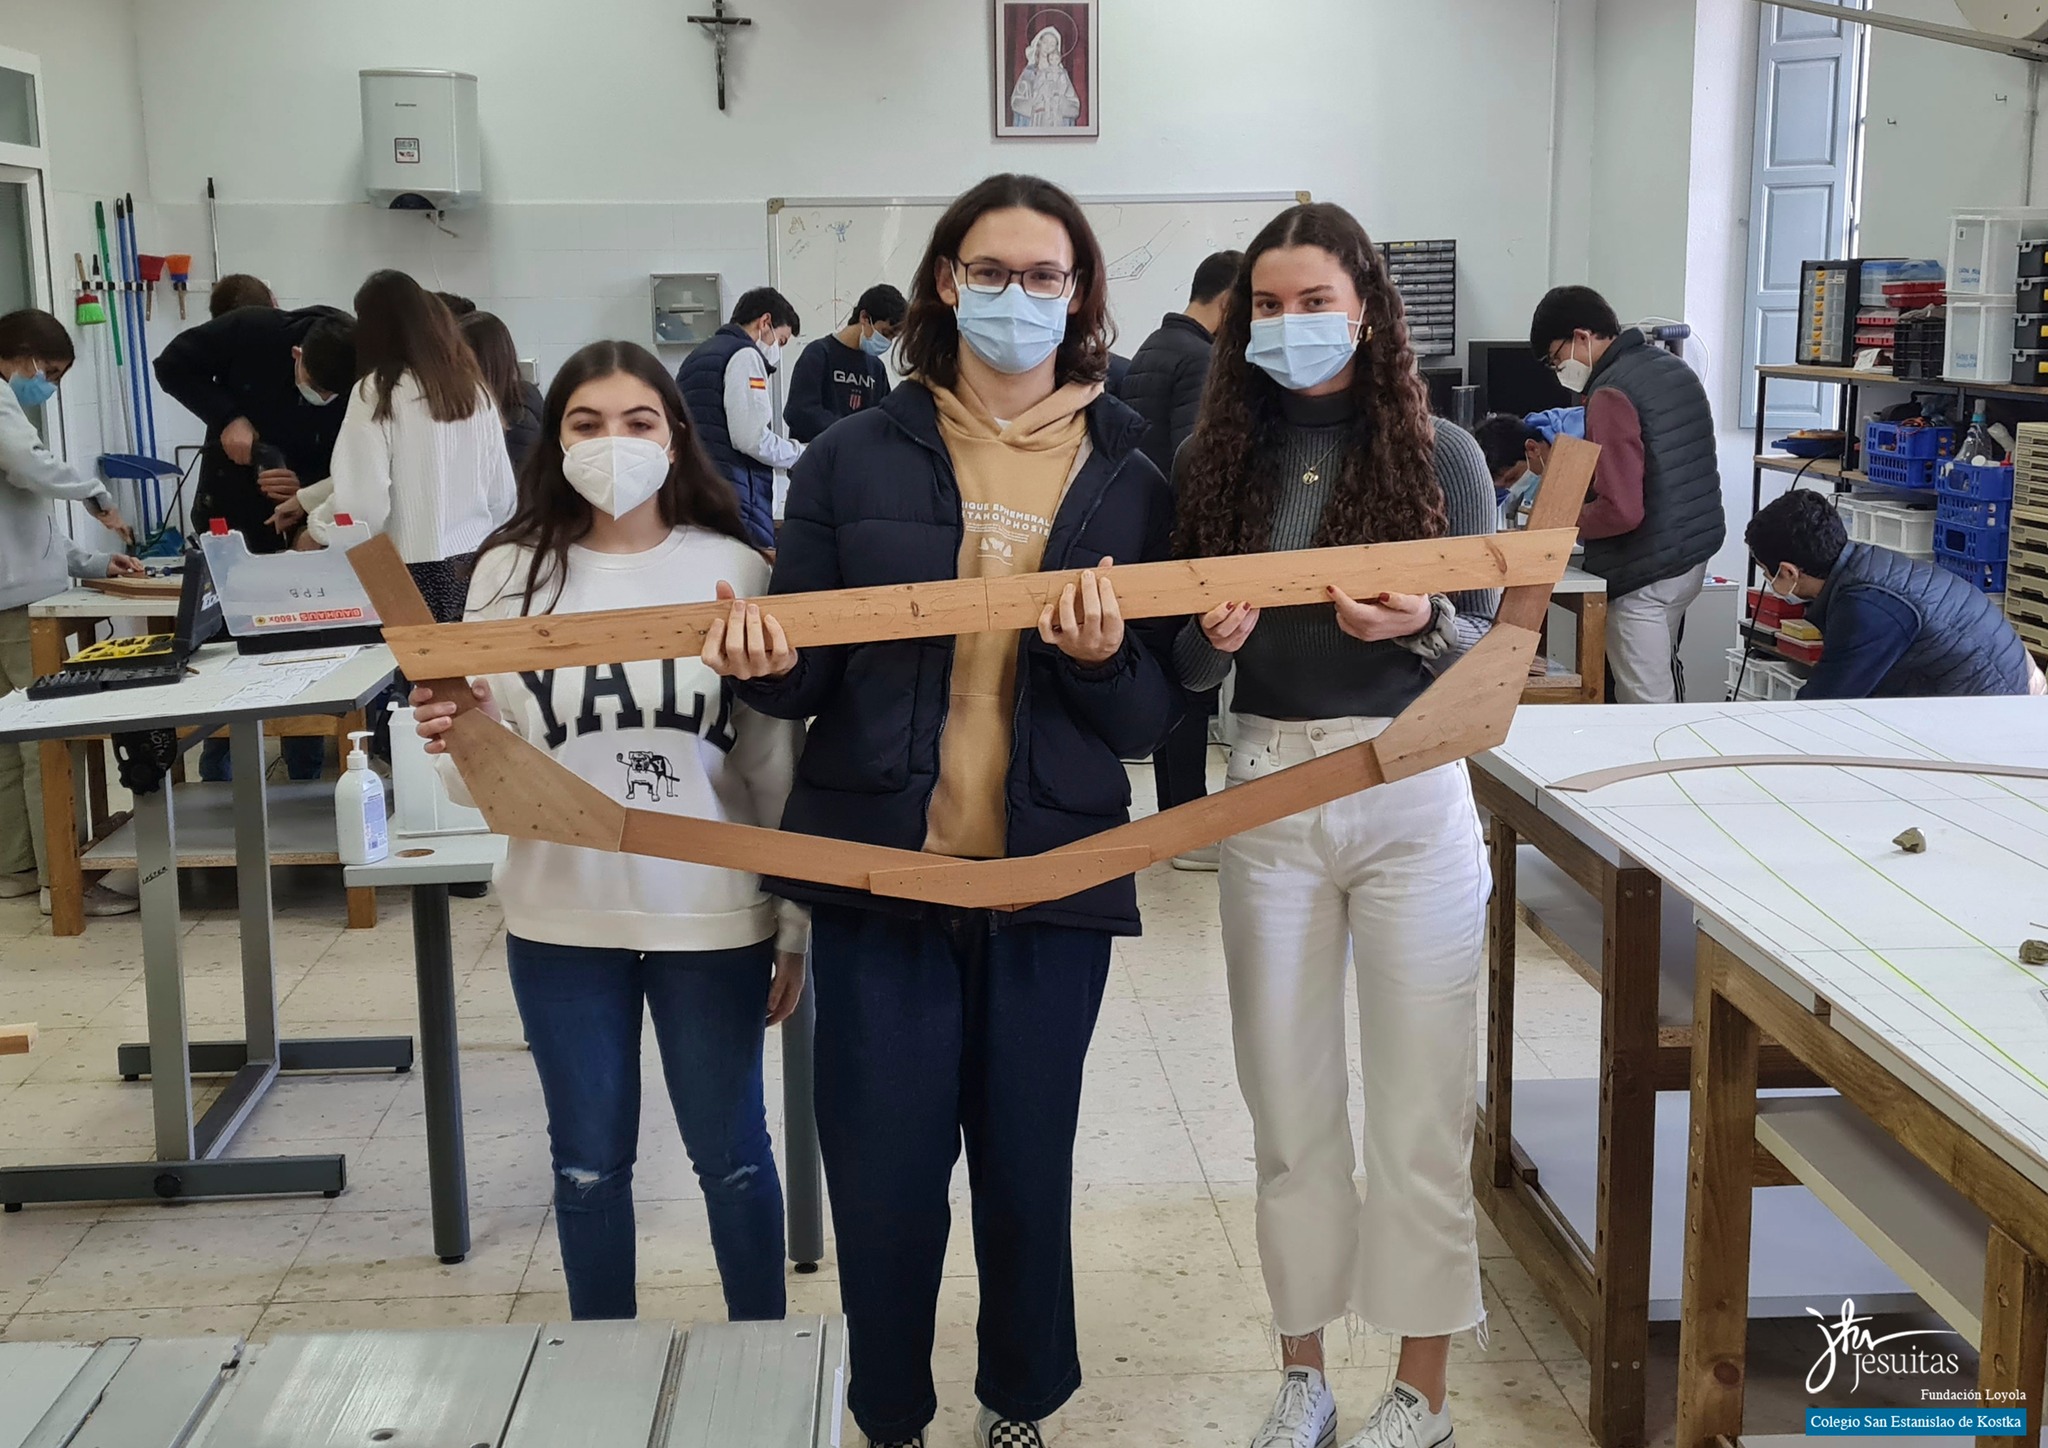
[1174,391,1498,720]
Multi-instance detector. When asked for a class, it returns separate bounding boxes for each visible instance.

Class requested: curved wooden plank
[378,530,1577,681]
[1550,754,2048,794]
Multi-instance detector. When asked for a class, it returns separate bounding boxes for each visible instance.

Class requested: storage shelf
[1756,363,2048,401]
[1754,454,1869,485]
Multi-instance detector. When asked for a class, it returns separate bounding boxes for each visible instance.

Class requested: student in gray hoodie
[0,309,142,916]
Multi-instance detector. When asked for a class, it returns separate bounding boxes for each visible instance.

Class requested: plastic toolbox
[2013,348,2048,387]
[1890,314,1947,380]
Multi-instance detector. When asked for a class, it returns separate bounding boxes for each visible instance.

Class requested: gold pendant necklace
[1300,440,1345,486]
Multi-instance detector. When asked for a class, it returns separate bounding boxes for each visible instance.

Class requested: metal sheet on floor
[0,1343,101,1448]
[16,1340,139,1448]
[500,1321,677,1448]
[662,1315,844,1448]
[66,1338,241,1448]
[190,1325,539,1448]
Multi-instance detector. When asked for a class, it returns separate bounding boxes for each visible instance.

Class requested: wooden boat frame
[348,437,1596,910]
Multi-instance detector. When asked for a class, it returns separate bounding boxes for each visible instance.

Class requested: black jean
[810,904,1111,1440]
[1150,685,1217,813]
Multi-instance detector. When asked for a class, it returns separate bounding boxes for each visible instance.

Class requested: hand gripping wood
[349,435,1595,909]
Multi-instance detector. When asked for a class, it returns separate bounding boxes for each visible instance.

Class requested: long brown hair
[895,173,1112,389]
[352,269,487,424]
[1174,203,1443,558]
[477,340,750,616]
[458,311,524,422]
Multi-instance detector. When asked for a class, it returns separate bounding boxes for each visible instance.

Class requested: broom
[72,254,106,327]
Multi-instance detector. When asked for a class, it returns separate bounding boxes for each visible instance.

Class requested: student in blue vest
[676,288,804,553]
[784,284,905,443]
[411,339,807,1323]
[1529,285,1726,702]
[1746,488,2044,699]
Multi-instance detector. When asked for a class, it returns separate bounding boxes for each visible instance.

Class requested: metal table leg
[136,775,196,1163]
[412,882,471,1264]
[782,970,823,1272]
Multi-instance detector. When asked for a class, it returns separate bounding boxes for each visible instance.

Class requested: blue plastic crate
[1937,459,2016,501]
[1864,450,1941,490]
[1935,518,2010,561]
[1937,493,2009,528]
[1936,551,2007,593]
[1865,421,1955,462]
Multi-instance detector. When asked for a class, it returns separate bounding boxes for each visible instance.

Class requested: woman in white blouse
[305,269,516,619]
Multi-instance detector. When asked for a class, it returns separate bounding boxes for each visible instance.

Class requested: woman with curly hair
[1173,202,1496,1448]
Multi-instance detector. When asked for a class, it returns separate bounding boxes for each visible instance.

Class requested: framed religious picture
[992,0,1099,138]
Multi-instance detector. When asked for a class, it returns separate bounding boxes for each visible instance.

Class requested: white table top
[0,643,396,745]
[1479,697,2048,1193]
[27,584,181,620]
[343,828,504,887]
[1552,564,1605,597]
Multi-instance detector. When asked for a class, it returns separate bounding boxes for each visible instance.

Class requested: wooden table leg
[28,617,85,937]
[1676,939,1761,1448]
[1589,866,1661,1448]
[346,887,379,930]
[1981,1226,2047,1448]
[1484,814,1518,1189]
[1578,591,1609,704]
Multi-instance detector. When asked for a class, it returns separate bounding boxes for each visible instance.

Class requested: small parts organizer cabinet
[2005,424,2048,656]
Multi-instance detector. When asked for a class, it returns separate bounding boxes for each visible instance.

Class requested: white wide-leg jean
[1219,714,1490,1341]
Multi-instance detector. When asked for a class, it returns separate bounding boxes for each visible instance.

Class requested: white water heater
[361,69,481,211]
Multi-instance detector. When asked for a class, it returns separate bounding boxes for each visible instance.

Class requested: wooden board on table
[81,575,184,601]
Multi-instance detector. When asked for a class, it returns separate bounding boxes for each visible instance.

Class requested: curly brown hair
[1174,203,1443,558]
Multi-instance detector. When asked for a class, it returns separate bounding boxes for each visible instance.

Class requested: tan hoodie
[923,377,1100,859]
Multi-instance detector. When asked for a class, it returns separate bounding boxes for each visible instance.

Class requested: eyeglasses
[952,258,1076,300]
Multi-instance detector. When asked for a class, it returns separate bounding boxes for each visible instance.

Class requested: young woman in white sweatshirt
[305,270,516,619]
[413,339,806,1322]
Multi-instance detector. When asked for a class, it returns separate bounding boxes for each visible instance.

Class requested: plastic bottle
[336,729,388,865]
[1958,404,2000,467]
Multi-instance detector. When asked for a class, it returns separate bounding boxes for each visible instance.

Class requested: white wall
[1586,0,1699,321]
[1859,0,2040,259]
[125,0,1578,351]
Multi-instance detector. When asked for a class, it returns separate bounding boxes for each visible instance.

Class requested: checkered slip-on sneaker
[974,1407,1046,1447]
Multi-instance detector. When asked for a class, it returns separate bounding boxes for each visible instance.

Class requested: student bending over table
[1747,488,2045,699]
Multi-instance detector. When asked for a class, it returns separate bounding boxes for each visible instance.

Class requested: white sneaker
[1171,843,1221,872]
[975,1408,1045,1447]
[0,870,38,899]
[1341,1381,1453,1448]
[39,884,140,918]
[1253,1366,1337,1448]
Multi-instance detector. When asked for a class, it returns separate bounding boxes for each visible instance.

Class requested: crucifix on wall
[688,0,753,111]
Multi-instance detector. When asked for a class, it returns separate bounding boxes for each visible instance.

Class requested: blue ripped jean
[505,934,786,1322]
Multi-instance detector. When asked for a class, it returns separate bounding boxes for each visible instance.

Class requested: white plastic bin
[197,523,383,641]
[1841,495,1936,555]
[1947,210,2048,296]
[1944,296,2018,383]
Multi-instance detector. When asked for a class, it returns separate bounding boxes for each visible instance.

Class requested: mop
[71,256,118,477]
[92,201,133,452]
[105,196,180,555]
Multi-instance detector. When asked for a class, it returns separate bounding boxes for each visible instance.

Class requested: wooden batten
[1497,436,1597,635]
[378,530,1576,681]
[1375,623,1541,780]
[445,711,628,851]
[619,810,922,893]
[870,846,1157,910]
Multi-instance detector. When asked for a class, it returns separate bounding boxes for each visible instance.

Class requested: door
[1741,2,1864,429]
[0,161,58,443]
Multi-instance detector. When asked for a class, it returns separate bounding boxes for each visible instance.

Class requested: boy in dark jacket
[1118,249,1240,858]
[1747,489,2042,699]
[783,284,905,443]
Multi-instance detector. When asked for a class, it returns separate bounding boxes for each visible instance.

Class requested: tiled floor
[0,764,1904,1446]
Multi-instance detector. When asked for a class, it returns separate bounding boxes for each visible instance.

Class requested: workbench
[1524,564,1609,704]
[26,588,373,936]
[0,643,414,1211]
[0,1316,845,1447]
[1472,699,1996,1447]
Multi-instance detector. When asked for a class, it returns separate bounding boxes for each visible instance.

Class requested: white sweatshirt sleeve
[309,382,392,544]
[722,349,805,472]
[0,388,112,507]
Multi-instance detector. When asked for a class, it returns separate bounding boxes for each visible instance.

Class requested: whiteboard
[767,192,1309,367]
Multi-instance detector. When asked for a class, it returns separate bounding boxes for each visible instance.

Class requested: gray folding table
[344,826,827,1272]
[0,1317,846,1447]
[0,644,414,1210]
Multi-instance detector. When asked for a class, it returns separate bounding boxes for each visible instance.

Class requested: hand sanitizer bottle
[336,729,388,865]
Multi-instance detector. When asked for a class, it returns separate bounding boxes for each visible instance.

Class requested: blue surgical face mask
[9,372,56,410]
[861,326,893,358]
[954,281,1068,375]
[1246,311,1365,392]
